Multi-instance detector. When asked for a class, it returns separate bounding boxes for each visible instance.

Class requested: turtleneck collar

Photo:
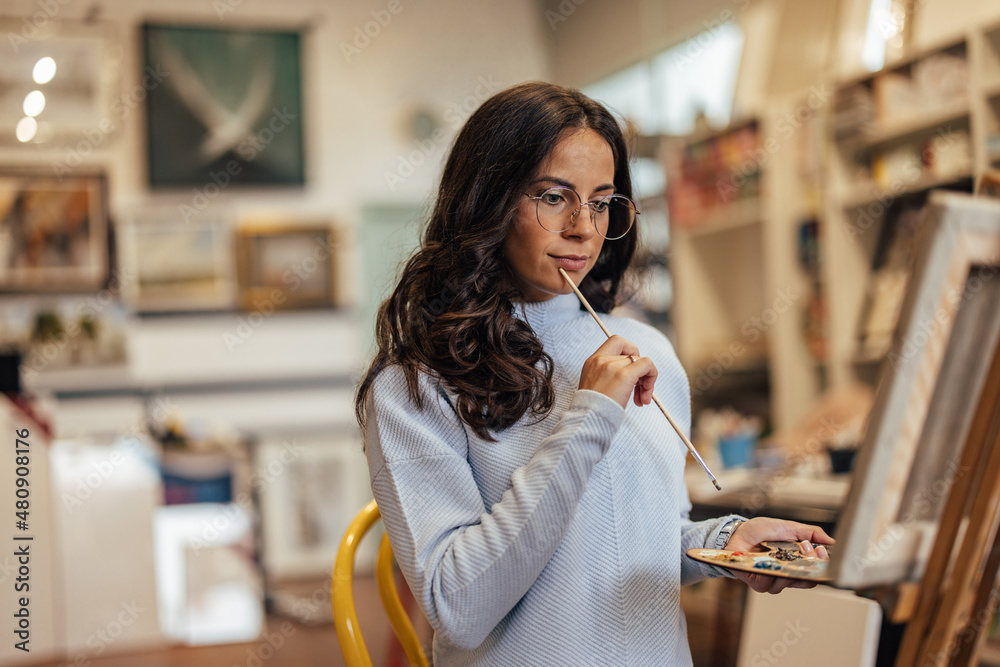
[516,293,584,332]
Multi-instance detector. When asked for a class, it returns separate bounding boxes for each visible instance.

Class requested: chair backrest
[333,499,430,667]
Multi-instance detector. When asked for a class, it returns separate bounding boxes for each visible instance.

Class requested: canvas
[830,191,1000,589]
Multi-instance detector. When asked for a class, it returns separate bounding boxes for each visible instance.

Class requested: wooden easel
[894,332,1000,666]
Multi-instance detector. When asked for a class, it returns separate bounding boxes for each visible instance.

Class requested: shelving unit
[665,121,769,424]
[19,309,363,439]
[981,22,1000,172]
[665,26,1000,430]
[675,199,761,240]
[822,28,1000,391]
[664,102,826,432]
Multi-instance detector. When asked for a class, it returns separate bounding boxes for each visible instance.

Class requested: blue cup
[718,434,756,468]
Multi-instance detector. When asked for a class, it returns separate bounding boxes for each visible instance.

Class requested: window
[651,22,744,135]
[583,23,744,137]
[862,0,893,71]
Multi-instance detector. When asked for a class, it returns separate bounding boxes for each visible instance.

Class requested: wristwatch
[715,518,744,550]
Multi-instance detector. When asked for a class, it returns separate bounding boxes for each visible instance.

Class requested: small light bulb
[33,57,56,84]
[23,90,46,117]
[15,117,38,143]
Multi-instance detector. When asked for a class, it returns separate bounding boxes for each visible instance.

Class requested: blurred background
[1,0,1000,664]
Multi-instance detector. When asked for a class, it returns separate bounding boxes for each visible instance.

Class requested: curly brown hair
[355,81,637,440]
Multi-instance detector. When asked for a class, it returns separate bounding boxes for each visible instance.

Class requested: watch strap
[715,517,743,550]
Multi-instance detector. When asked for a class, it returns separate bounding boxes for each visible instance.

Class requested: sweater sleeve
[679,509,748,584]
[365,367,624,651]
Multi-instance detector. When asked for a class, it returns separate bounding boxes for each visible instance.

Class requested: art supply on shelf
[557,267,721,491]
[697,407,762,469]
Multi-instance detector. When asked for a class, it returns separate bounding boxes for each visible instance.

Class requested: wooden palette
[686,541,832,582]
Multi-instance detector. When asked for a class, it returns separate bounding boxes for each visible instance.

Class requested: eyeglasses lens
[535,187,635,240]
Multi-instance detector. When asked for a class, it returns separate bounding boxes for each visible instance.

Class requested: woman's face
[503,128,614,302]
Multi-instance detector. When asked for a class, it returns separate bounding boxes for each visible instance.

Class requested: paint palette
[686,541,832,582]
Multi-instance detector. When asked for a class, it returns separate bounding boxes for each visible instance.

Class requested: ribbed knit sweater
[364,292,740,666]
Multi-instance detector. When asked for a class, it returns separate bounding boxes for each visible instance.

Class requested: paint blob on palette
[686,541,832,582]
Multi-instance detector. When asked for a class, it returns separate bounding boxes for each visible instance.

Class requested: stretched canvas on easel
[831,191,1000,589]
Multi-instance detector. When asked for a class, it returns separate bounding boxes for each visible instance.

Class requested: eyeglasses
[524,186,638,241]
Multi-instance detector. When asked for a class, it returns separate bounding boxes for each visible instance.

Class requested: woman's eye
[541,193,566,205]
[591,200,609,213]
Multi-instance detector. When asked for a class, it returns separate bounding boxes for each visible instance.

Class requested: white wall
[0,0,552,302]
[912,0,1000,49]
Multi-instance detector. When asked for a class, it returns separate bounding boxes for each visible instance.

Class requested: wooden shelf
[852,350,886,366]
[985,76,1000,101]
[24,309,362,397]
[683,116,757,147]
[842,171,973,209]
[673,199,761,240]
[988,139,1000,164]
[839,103,970,153]
[835,35,967,88]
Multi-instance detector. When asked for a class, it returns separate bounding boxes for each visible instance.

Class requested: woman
[356,81,832,666]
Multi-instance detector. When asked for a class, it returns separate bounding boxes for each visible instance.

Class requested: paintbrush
[558,268,722,491]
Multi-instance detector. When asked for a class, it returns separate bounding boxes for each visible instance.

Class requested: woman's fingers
[592,334,640,358]
[739,571,815,595]
[579,335,657,409]
[632,360,657,406]
[727,517,835,555]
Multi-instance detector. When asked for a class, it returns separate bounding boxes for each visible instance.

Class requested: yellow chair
[333,499,430,667]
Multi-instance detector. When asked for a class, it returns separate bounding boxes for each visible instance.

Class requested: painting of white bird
[142,25,304,187]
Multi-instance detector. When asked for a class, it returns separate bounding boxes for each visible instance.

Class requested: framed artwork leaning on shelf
[254,431,375,581]
[235,222,338,310]
[831,191,1000,589]
[117,207,237,312]
[0,171,108,290]
[977,169,1000,198]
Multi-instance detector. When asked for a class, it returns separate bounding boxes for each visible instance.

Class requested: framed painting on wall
[142,23,304,188]
[0,20,120,147]
[235,223,336,310]
[0,172,108,290]
[117,207,237,312]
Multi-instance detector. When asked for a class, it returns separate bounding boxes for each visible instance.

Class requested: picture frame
[117,207,236,312]
[976,169,1000,198]
[235,223,336,310]
[142,23,305,188]
[831,191,1000,589]
[0,20,120,147]
[254,431,375,580]
[0,171,108,290]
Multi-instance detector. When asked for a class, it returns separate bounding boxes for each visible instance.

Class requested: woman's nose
[563,205,596,239]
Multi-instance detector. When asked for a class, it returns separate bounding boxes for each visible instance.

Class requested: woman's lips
[551,255,587,271]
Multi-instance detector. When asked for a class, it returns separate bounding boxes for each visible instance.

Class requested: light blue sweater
[364,293,740,666]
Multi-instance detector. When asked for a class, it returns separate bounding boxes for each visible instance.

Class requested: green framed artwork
[142,23,304,188]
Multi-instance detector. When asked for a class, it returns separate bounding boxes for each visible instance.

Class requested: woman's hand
[578,335,657,409]
[724,517,834,594]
